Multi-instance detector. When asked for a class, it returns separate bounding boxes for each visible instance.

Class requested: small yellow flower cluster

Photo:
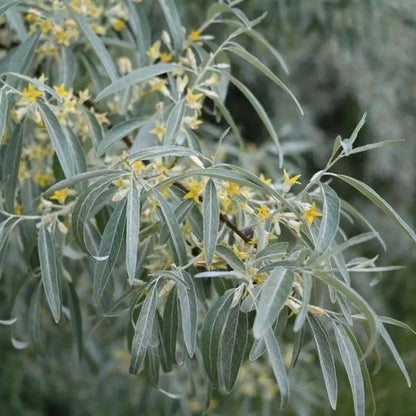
[302,202,322,225]
[184,178,204,203]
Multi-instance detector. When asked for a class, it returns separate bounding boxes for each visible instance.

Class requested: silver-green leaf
[38,224,62,323]
[203,179,219,266]
[253,268,294,339]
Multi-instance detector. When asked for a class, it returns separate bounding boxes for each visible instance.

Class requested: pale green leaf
[129,283,158,374]
[129,145,206,163]
[264,328,289,409]
[126,179,141,285]
[2,125,22,212]
[219,305,248,393]
[294,272,312,332]
[253,268,294,339]
[38,224,62,323]
[153,190,187,266]
[328,173,416,244]
[96,64,180,100]
[226,72,283,167]
[0,87,9,146]
[201,290,234,385]
[97,119,147,156]
[378,323,411,387]
[93,200,127,303]
[37,102,76,178]
[177,271,198,357]
[203,179,219,266]
[334,323,365,416]
[317,184,340,253]
[226,42,303,115]
[158,0,184,54]
[308,315,338,410]
[67,3,118,81]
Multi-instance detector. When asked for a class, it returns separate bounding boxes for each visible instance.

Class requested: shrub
[0,1,413,415]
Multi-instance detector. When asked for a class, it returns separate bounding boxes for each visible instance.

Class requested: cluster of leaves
[0,1,414,415]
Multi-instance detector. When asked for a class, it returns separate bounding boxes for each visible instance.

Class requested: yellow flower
[50,188,69,204]
[232,244,249,260]
[54,84,70,99]
[259,173,272,185]
[282,169,301,192]
[252,273,265,284]
[39,20,53,34]
[257,205,270,221]
[302,202,322,226]
[132,160,145,172]
[55,27,70,46]
[63,98,77,114]
[34,172,53,187]
[91,22,106,35]
[14,204,22,215]
[150,122,166,141]
[21,84,42,103]
[69,0,81,12]
[188,30,201,42]
[79,88,90,103]
[160,52,172,63]
[184,178,203,203]
[147,40,161,61]
[149,78,169,96]
[227,181,240,195]
[183,114,202,130]
[112,19,125,32]
[186,89,204,111]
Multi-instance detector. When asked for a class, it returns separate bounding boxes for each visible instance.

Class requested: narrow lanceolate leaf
[72,176,118,253]
[215,245,246,273]
[333,323,365,416]
[153,190,187,266]
[161,288,178,370]
[293,272,312,332]
[96,64,179,100]
[97,119,147,156]
[37,101,75,178]
[67,5,118,81]
[129,284,158,374]
[201,290,234,385]
[165,101,186,145]
[0,0,24,16]
[308,315,338,410]
[253,268,294,339]
[315,272,379,358]
[2,125,22,213]
[176,271,198,357]
[158,0,185,54]
[0,88,9,146]
[219,306,248,393]
[203,180,219,266]
[327,173,416,244]
[226,73,283,167]
[226,43,303,115]
[38,224,62,323]
[378,323,411,387]
[129,145,205,163]
[264,328,290,409]
[126,179,141,285]
[93,200,127,303]
[6,30,40,82]
[317,184,340,253]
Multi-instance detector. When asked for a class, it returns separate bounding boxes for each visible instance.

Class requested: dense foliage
[0,1,414,415]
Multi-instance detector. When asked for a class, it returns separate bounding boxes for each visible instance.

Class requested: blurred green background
[1,1,415,414]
